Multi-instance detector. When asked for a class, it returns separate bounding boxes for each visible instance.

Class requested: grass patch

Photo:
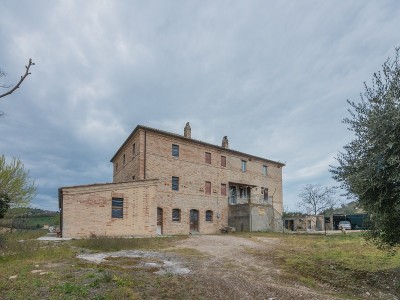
[250,232,400,297]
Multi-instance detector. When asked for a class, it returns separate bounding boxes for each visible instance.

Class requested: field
[0,231,399,299]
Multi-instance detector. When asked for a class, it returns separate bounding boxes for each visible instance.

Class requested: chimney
[184,122,191,138]
[222,136,229,148]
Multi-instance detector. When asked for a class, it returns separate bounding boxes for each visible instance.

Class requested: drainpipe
[144,130,147,179]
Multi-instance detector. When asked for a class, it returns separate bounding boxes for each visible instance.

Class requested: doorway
[190,209,199,233]
[157,207,163,235]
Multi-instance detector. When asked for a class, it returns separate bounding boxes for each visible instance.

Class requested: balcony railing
[228,196,273,205]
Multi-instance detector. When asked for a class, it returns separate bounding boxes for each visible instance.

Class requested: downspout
[144,130,147,179]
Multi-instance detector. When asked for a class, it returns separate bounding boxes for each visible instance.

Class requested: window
[205,152,211,164]
[241,160,247,172]
[172,209,181,222]
[205,181,211,195]
[133,143,136,155]
[206,210,213,222]
[115,162,118,172]
[263,165,268,176]
[112,198,123,218]
[172,176,179,191]
[123,154,126,164]
[221,183,227,196]
[221,156,226,167]
[172,144,179,157]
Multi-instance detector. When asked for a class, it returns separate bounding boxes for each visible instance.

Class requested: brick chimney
[222,136,229,148]
[184,122,191,138]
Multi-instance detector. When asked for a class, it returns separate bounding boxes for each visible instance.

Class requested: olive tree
[331,48,400,249]
[0,155,36,217]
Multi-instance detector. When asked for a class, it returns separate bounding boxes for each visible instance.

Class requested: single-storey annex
[59,123,285,238]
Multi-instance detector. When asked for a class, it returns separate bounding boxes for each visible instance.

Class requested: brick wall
[60,180,157,238]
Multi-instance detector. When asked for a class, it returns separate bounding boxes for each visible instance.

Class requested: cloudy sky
[1,0,399,212]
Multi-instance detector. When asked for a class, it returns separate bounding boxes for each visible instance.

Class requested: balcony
[228,195,273,206]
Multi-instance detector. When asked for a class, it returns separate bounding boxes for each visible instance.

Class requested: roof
[110,125,285,167]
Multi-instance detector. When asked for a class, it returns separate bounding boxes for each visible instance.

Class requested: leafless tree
[0,58,35,99]
[298,184,336,215]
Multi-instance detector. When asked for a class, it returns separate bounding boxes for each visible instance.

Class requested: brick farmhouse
[59,123,285,238]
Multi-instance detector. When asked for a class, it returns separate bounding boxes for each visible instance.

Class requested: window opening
[221,156,226,167]
[112,198,123,218]
[172,144,179,157]
[241,160,247,172]
[205,181,211,195]
[172,209,181,222]
[206,210,213,222]
[221,183,227,196]
[172,176,179,191]
[205,152,211,164]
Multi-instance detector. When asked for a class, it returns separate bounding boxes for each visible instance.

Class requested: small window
[263,165,268,176]
[133,143,136,155]
[112,198,123,218]
[205,152,211,164]
[205,181,211,195]
[172,209,181,222]
[123,154,126,164]
[172,176,179,191]
[221,183,227,196]
[115,162,118,172]
[172,144,179,157]
[241,160,247,172]
[221,156,226,167]
[206,210,213,222]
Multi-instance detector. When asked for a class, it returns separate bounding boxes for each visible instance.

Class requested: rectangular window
[263,165,268,176]
[205,152,211,164]
[205,181,211,195]
[206,210,213,222]
[172,208,181,222]
[221,156,226,167]
[133,143,136,155]
[123,154,126,164]
[112,198,123,218]
[221,183,227,196]
[241,160,247,172]
[172,176,179,191]
[172,144,179,157]
[115,162,118,172]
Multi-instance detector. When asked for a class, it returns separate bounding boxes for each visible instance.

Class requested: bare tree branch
[0,58,35,99]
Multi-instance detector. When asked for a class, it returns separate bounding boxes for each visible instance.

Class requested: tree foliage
[0,155,36,217]
[331,48,400,249]
[298,184,336,215]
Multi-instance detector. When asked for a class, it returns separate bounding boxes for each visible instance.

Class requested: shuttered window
[221,183,227,196]
[205,181,211,195]
[172,176,179,191]
[221,156,226,167]
[205,152,211,164]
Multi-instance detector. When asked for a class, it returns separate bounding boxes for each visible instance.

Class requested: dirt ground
[169,234,341,300]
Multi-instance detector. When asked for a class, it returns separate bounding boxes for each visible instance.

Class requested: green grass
[244,232,400,297]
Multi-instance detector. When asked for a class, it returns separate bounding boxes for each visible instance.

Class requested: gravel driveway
[172,235,341,300]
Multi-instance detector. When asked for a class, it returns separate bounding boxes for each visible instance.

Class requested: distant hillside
[329,201,364,215]
[0,207,59,229]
